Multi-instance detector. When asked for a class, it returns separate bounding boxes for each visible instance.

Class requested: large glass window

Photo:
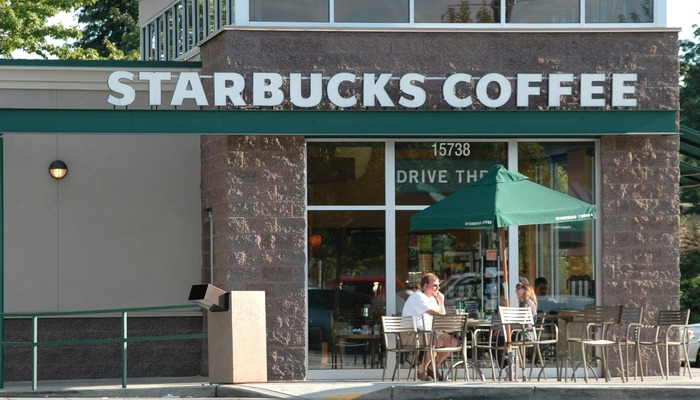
[250,0,329,22]
[307,142,386,371]
[507,0,580,23]
[585,0,652,23]
[307,139,597,373]
[394,141,507,318]
[415,0,500,23]
[335,0,409,23]
[308,143,385,206]
[517,142,596,311]
[395,142,507,205]
[308,210,386,370]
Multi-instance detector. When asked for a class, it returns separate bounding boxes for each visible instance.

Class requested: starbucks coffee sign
[107,71,638,109]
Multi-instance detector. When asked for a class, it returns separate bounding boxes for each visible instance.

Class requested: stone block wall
[199,29,678,111]
[200,135,307,380]
[600,134,681,376]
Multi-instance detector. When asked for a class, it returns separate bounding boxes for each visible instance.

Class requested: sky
[668,0,700,41]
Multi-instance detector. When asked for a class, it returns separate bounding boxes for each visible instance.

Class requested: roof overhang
[680,125,700,188]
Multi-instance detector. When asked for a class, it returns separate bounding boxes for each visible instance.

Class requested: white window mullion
[507,140,518,307]
[385,140,397,317]
[235,0,248,25]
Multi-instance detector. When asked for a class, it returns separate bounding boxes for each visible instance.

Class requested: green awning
[680,161,700,188]
[680,125,700,188]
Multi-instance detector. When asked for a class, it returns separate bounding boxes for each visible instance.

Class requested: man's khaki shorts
[399,331,449,347]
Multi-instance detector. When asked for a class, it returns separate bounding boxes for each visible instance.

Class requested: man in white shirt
[401,273,456,380]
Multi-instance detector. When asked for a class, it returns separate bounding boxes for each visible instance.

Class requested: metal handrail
[0,304,206,391]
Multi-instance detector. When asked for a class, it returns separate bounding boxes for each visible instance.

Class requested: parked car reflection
[682,323,700,368]
[308,288,375,352]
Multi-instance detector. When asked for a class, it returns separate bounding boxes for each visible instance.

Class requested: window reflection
[586,0,652,23]
[308,210,386,370]
[335,0,409,23]
[394,142,507,206]
[507,0,580,23]
[517,142,596,311]
[415,0,500,23]
[250,0,329,22]
[308,143,385,206]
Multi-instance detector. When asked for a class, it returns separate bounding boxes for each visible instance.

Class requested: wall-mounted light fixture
[49,160,68,179]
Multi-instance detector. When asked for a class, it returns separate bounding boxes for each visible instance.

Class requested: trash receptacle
[190,285,267,383]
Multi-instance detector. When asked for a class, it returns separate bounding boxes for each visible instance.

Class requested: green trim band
[0,59,202,69]
[0,109,677,136]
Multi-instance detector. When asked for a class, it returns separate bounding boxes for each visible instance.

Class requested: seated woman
[516,282,538,340]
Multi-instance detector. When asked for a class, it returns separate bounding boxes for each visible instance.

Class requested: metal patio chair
[380,315,424,381]
[567,305,624,383]
[427,314,484,381]
[498,306,538,381]
[632,309,692,380]
[617,306,643,382]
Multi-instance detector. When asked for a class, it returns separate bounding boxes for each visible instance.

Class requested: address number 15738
[432,142,471,157]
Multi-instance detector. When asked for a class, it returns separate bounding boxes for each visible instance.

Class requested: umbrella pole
[500,227,509,307]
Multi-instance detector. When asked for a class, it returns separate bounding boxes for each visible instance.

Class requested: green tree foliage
[0,0,86,58]
[0,0,138,60]
[680,17,700,215]
[681,217,700,323]
[681,23,700,131]
[442,1,472,23]
[680,16,700,321]
[73,0,139,60]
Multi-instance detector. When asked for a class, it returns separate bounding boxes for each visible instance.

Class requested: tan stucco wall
[1,64,203,312]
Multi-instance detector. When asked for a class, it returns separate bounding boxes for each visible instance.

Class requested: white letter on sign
[328,73,357,108]
[214,73,246,106]
[548,73,574,107]
[253,73,284,106]
[580,74,606,107]
[139,71,172,106]
[398,73,426,108]
[363,73,394,107]
[516,74,542,107]
[476,73,511,108]
[443,73,473,108]
[107,71,136,106]
[612,73,637,107]
[290,73,323,108]
[171,72,208,106]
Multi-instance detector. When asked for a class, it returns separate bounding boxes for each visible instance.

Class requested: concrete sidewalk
[1,374,699,399]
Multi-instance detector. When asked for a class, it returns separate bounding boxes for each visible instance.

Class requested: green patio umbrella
[410,164,596,306]
[411,164,595,231]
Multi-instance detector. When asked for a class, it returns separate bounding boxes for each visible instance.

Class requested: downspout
[208,209,214,284]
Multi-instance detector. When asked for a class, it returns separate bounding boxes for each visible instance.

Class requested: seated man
[401,273,457,381]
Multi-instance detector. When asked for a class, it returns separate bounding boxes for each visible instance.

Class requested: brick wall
[4,317,204,381]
